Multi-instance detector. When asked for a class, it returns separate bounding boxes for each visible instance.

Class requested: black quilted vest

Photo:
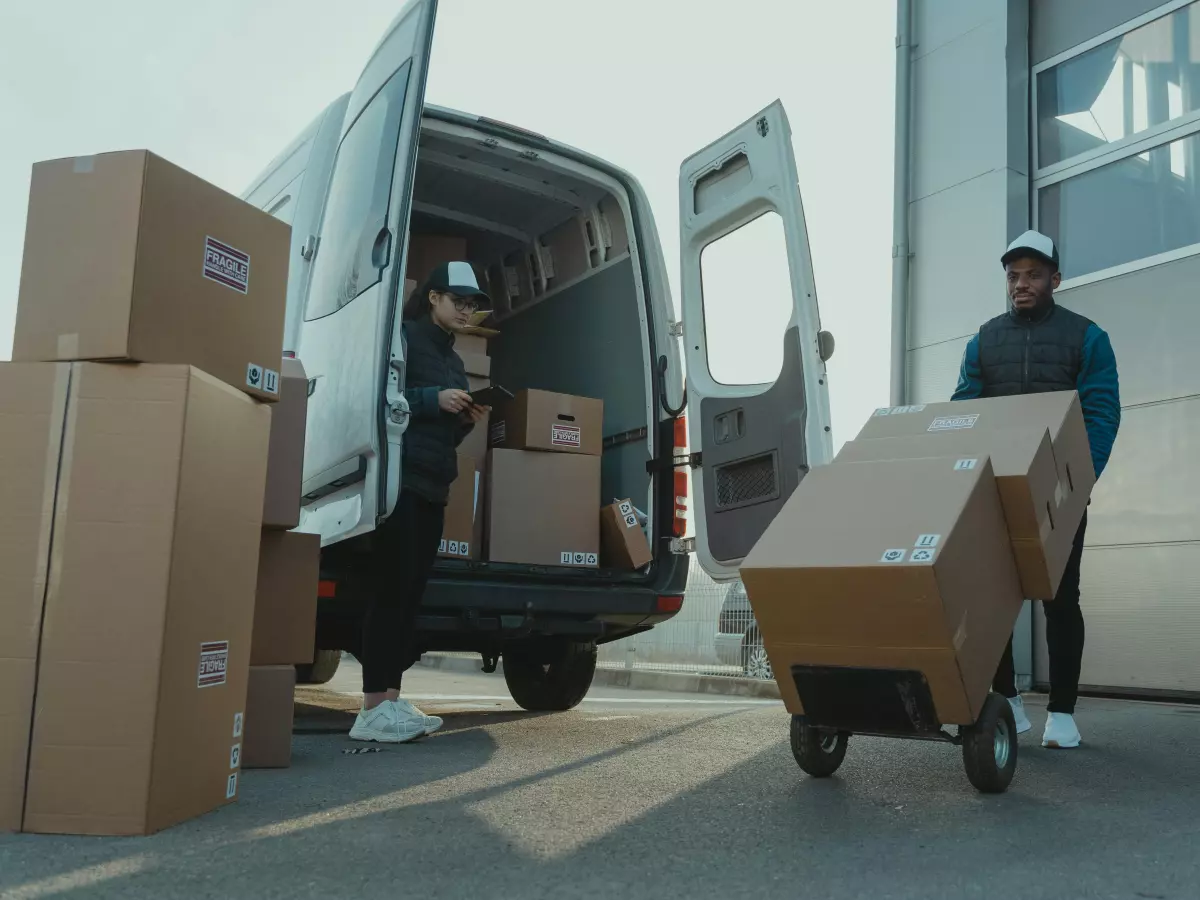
[402,314,470,504]
[977,302,1092,397]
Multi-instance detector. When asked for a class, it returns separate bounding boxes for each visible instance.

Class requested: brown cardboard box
[486,449,601,567]
[460,405,490,471]
[741,455,1024,727]
[456,334,488,357]
[251,530,320,667]
[456,349,491,378]
[13,150,289,402]
[0,364,71,832]
[836,427,1066,598]
[262,358,309,529]
[21,363,270,836]
[242,666,296,769]
[600,500,652,570]
[406,234,468,282]
[467,375,491,393]
[850,392,1095,598]
[489,390,603,457]
[439,454,479,560]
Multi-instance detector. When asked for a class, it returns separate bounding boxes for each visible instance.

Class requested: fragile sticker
[262,368,280,395]
[551,424,581,448]
[226,773,238,800]
[880,549,906,563]
[928,414,979,432]
[233,712,243,738]
[230,743,241,770]
[246,363,264,391]
[954,458,979,471]
[623,513,638,528]
[914,534,940,549]
[458,542,470,556]
[911,548,936,563]
[203,236,251,294]
[197,641,229,688]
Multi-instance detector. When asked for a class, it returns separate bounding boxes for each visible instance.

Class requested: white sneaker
[1042,712,1082,749]
[1007,695,1032,735]
[349,702,426,744]
[391,698,443,736]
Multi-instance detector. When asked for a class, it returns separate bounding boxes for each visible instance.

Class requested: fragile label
[226,772,238,800]
[880,549,906,563]
[928,414,979,432]
[262,368,279,395]
[914,534,940,548]
[230,743,241,769]
[911,548,936,563]
[551,424,581,448]
[197,641,229,688]
[619,500,638,529]
[246,363,264,391]
[560,551,598,567]
[489,421,506,445]
[954,458,979,471]
[874,404,926,417]
[233,712,243,738]
[203,236,251,294]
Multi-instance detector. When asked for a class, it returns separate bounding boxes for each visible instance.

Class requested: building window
[1033,1,1200,283]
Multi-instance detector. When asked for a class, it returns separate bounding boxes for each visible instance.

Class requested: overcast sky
[0,0,895,447]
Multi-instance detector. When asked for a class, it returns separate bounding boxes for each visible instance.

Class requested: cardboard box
[0,364,71,832]
[406,234,468,282]
[741,455,1024,728]
[16,362,270,836]
[489,389,603,457]
[439,454,479,560]
[13,150,289,402]
[242,666,296,769]
[467,375,490,393]
[456,349,491,378]
[456,334,488,358]
[262,358,309,529]
[850,392,1095,598]
[251,530,320,667]
[600,500,653,570]
[486,450,601,567]
[836,428,1066,598]
[460,409,490,472]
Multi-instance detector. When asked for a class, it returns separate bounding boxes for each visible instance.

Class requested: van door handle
[371,226,392,270]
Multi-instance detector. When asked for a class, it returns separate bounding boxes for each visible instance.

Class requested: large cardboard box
[18,363,270,836]
[849,393,1095,598]
[486,450,601,567]
[439,454,479,560]
[251,530,321,667]
[600,500,652,570]
[262,358,309,529]
[741,455,1024,728]
[489,389,603,457]
[0,364,71,832]
[461,412,490,471]
[13,150,288,402]
[242,666,296,770]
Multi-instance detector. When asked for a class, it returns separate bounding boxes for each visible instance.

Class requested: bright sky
[0,0,895,448]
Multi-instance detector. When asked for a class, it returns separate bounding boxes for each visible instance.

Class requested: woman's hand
[463,403,491,424]
[438,389,472,414]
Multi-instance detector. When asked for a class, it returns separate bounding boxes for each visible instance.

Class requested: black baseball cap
[424,261,492,310]
[1001,230,1060,271]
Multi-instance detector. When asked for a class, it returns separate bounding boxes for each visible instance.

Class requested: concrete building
[893,0,1200,698]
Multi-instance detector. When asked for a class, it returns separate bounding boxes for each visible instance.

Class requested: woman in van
[350,261,491,743]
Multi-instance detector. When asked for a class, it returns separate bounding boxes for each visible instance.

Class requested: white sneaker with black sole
[349,701,426,744]
[1042,712,1082,749]
[1007,695,1032,735]
[392,698,443,736]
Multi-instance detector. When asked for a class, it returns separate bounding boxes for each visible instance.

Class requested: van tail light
[672,415,688,537]
[657,595,684,614]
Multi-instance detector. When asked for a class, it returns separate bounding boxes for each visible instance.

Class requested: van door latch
[668,320,684,337]
[670,537,696,555]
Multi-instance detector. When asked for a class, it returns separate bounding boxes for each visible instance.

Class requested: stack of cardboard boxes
[740,393,1095,729]
[0,149,311,836]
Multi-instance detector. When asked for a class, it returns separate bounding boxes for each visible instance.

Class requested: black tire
[503,641,597,711]
[961,692,1018,794]
[295,649,342,686]
[741,629,773,681]
[790,715,849,778]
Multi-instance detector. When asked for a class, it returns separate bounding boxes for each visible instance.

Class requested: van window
[305,62,412,321]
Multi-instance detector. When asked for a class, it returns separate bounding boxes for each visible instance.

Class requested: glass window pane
[1038,131,1200,280]
[305,65,411,321]
[700,212,793,386]
[1037,2,1200,168]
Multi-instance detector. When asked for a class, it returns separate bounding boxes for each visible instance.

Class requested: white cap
[1002,230,1059,270]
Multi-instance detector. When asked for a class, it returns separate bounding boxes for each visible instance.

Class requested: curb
[416,653,781,700]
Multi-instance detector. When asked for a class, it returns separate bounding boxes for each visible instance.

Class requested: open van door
[679,100,834,581]
[296,0,437,545]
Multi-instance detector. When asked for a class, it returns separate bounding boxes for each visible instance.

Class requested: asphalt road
[2,665,1197,900]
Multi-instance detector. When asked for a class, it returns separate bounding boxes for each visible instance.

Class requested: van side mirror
[817,330,835,362]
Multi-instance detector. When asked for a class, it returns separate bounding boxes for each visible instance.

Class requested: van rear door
[678,100,834,581]
[296,0,437,545]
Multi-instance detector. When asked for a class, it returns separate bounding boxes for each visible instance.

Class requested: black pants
[994,512,1087,714]
[360,491,445,694]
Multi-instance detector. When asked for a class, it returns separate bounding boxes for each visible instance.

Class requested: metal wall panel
[1031,0,1172,65]
[906,336,973,404]
[913,0,1003,61]
[1034,542,1200,693]
[1057,254,1200,408]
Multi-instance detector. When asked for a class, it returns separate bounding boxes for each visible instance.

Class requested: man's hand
[438,389,472,414]
[463,403,491,424]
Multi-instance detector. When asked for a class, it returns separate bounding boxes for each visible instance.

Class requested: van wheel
[503,641,597,711]
[295,650,342,685]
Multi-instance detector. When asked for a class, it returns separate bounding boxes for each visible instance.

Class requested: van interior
[407,117,657,573]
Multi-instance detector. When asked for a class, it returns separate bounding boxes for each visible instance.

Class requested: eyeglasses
[446,294,480,314]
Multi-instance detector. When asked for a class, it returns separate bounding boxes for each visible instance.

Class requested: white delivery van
[242,0,834,708]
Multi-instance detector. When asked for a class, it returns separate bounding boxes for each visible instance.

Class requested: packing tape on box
[42,365,82,634]
[56,334,79,360]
